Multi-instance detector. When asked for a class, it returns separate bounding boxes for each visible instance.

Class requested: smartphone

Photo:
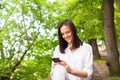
[52,58,61,62]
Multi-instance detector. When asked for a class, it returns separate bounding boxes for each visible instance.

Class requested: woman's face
[60,25,73,45]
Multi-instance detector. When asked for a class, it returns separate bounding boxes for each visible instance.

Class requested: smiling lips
[65,37,71,42]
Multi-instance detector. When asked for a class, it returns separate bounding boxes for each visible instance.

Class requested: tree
[0,0,57,79]
[102,0,120,76]
[89,39,100,59]
[64,0,102,59]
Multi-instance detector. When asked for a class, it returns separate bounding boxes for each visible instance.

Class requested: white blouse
[52,43,93,80]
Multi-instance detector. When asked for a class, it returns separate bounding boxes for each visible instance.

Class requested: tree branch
[21,0,29,45]
[11,32,39,72]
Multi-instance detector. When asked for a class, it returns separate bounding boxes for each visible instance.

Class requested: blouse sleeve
[83,44,93,80]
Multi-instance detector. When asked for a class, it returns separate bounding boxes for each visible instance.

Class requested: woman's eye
[66,31,70,34]
[61,33,64,36]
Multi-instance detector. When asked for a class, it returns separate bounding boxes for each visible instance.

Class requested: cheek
[61,35,65,39]
[67,33,71,36]
[68,33,72,38]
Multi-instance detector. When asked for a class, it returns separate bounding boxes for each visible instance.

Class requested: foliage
[114,1,120,40]
[0,0,57,79]
[11,54,52,80]
[0,0,120,79]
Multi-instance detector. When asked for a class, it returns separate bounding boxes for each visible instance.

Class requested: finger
[53,63,58,68]
[59,62,66,66]
[60,60,64,62]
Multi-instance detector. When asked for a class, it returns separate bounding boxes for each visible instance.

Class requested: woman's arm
[59,60,88,78]
[59,44,93,78]
[69,69,88,77]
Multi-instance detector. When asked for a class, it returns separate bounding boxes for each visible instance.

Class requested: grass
[112,77,120,80]
[94,59,106,64]
[94,59,120,80]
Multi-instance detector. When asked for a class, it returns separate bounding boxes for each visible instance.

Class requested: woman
[51,19,93,80]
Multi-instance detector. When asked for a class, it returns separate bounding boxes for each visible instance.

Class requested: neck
[69,43,74,51]
[69,42,72,47]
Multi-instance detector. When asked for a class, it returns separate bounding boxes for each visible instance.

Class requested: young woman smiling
[51,19,93,80]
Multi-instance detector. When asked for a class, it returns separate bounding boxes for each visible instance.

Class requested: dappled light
[0,0,120,80]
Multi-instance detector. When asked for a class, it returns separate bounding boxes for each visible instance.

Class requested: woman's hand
[53,60,88,77]
[53,60,73,74]
[53,62,59,68]
[58,60,72,73]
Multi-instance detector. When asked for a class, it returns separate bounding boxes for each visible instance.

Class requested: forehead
[60,25,71,32]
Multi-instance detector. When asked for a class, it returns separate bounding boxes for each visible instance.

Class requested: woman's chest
[59,49,86,69]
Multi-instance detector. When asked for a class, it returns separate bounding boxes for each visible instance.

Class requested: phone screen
[52,58,61,62]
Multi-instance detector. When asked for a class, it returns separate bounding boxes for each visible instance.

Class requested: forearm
[58,61,89,78]
[69,69,88,78]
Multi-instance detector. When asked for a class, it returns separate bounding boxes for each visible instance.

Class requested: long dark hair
[58,19,83,53]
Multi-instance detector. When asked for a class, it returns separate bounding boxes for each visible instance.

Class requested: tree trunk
[102,0,120,76]
[89,38,100,59]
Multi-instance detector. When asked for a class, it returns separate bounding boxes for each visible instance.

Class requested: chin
[67,41,72,43]
[65,39,72,43]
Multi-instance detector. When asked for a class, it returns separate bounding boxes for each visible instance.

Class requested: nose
[63,33,68,38]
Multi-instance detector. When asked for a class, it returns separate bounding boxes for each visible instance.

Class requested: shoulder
[54,45,60,52]
[81,43,93,56]
[53,45,60,57]
[55,45,59,50]
[81,42,92,50]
